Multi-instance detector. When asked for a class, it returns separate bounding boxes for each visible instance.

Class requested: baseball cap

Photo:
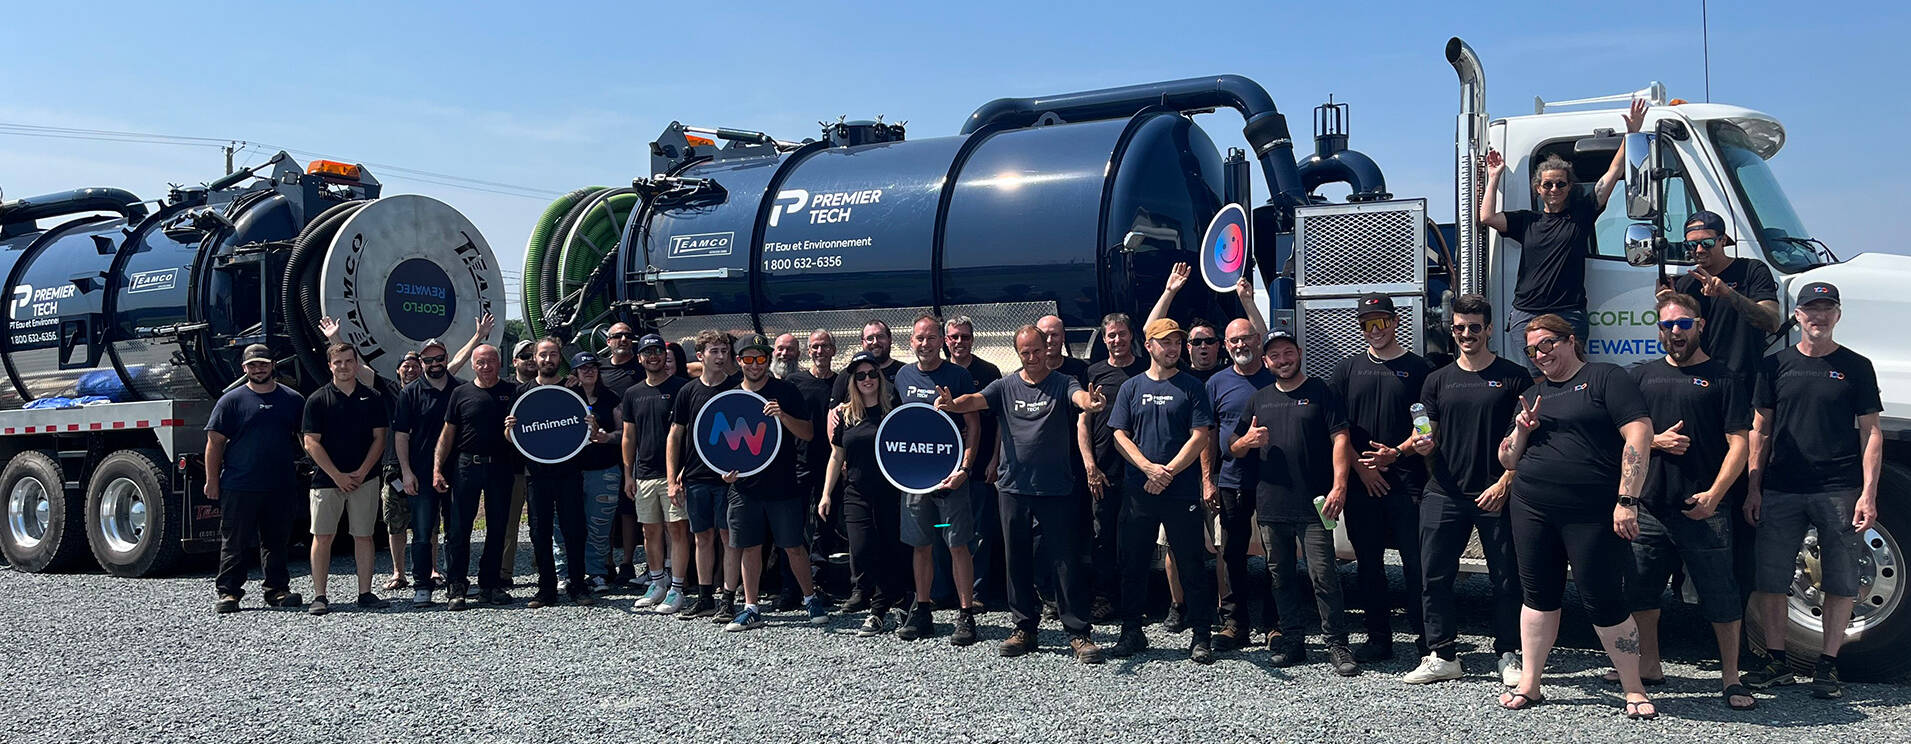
[512,339,535,359]
[636,333,666,353]
[1798,281,1841,306]
[569,351,601,368]
[241,344,274,364]
[402,350,422,361]
[734,333,773,356]
[1142,318,1187,341]
[1357,293,1396,317]
[1684,210,1728,235]
[1263,329,1298,348]
[418,337,447,354]
[847,351,881,370]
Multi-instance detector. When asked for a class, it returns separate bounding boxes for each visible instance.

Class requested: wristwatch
[1617,495,1640,508]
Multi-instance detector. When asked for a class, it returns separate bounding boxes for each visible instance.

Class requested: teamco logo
[669,232,734,258]
[709,412,769,454]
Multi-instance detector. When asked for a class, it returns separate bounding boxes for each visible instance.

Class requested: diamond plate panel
[1294,199,1427,296]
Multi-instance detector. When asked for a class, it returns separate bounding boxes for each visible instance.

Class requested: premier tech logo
[669,232,735,258]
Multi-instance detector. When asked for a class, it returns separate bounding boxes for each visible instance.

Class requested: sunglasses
[1187,337,1219,346]
[738,354,769,365]
[1657,318,1697,331]
[853,370,880,381]
[1678,237,1724,251]
[420,354,447,364]
[1451,322,1485,335]
[1360,317,1392,333]
[515,354,533,361]
[1523,336,1565,359]
[1538,180,1571,191]
[607,332,633,340]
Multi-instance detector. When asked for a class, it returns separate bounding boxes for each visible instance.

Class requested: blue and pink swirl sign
[1200,203,1250,292]
[693,389,783,477]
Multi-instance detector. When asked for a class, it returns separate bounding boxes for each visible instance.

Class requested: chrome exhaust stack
[1446,37,1488,296]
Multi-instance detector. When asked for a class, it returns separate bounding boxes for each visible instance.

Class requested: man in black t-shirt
[207,344,306,613]
[623,334,692,613]
[1330,294,1431,661]
[1743,282,1884,700]
[945,316,1005,607]
[1662,211,1782,382]
[829,320,903,406]
[505,339,595,608]
[434,345,520,610]
[891,316,982,644]
[596,322,644,395]
[392,338,465,607]
[666,330,743,620]
[300,343,390,614]
[784,329,841,602]
[1079,314,1148,620]
[1625,294,1754,709]
[1481,99,1647,351]
[723,334,826,631]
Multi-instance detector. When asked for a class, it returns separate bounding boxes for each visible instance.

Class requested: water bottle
[1313,495,1338,530]
[1410,402,1432,438]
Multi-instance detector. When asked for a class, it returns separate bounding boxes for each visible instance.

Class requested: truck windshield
[1708,120,1821,273]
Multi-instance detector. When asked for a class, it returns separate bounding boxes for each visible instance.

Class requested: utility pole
[223,142,237,175]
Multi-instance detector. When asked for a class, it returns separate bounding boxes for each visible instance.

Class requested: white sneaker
[655,587,685,615]
[636,580,669,608]
[1403,654,1464,684]
[588,576,612,595]
[1498,652,1523,687]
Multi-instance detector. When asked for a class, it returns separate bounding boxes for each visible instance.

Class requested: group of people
[205,99,1881,720]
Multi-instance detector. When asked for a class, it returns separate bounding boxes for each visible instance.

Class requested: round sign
[382,258,457,340]
[321,194,506,366]
[1200,203,1250,292]
[693,389,784,478]
[508,385,591,464]
[875,402,965,494]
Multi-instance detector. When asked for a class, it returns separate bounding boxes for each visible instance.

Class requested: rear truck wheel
[1749,462,1910,682]
[85,449,183,577]
[1,450,86,572]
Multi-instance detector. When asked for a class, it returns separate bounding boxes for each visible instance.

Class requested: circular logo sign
[693,389,783,478]
[1200,203,1250,292]
[875,402,965,494]
[382,258,456,340]
[508,385,591,464]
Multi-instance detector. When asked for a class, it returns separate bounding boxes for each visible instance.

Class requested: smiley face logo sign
[694,389,783,477]
[875,403,965,494]
[1200,203,1250,292]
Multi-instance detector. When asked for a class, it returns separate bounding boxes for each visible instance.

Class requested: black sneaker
[1000,628,1037,657]
[307,595,330,616]
[1355,638,1394,662]
[1108,625,1149,658]
[1741,652,1797,689]
[1811,660,1844,699]
[356,592,389,609]
[951,609,978,647]
[487,589,514,606]
[897,603,933,641]
[1090,595,1115,622]
[263,590,303,608]
[1328,644,1361,677]
[448,595,469,611]
[1042,599,1060,622]
[1190,632,1216,665]
[1214,620,1247,651]
[1162,603,1188,633]
[1269,636,1306,667]
[857,613,887,638]
[527,594,556,609]
[840,589,870,615]
[216,595,240,614]
[1069,635,1106,665]
[712,593,737,624]
[679,594,717,620]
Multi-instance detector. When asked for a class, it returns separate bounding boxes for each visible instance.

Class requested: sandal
[1601,669,1666,686]
[1723,684,1758,711]
[1625,697,1659,720]
[383,576,410,591]
[1499,691,1546,710]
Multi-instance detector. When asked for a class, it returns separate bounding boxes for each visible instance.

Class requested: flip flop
[1724,684,1758,711]
[1602,669,1666,686]
[383,576,410,591]
[1625,697,1659,720]
[1499,691,1546,710]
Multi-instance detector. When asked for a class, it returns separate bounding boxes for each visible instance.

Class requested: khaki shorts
[382,479,411,533]
[632,477,688,525]
[312,478,382,537]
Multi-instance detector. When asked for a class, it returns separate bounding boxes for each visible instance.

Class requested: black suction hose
[282,200,368,380]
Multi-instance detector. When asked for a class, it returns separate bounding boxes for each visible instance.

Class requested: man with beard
[831,320,903,406]
[772,332,803,380]
[1205,319,1277,650]
[1331,294,1431,662]
[208,345,306,613]
[1619,294,1753,709]
[667,330,744,620]
[945,316,1005,608]
[720,334,829,630]
[1145,262,1268,381]
[393,338,467,607]
[597,322,645,395]
[625,334,692,613]
[434,345,520,610]
[891,316,981,645]
[784,329,841,609]
[1079,313,1148,622]
[505,338,595,608]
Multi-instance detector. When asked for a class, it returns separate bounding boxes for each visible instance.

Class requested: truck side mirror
[1624,132,1663,221]
[1623,223,1665,267]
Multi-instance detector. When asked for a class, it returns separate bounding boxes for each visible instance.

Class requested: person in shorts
[889,315,983,644]
[719,334,829,631]
[666,330,742,620]
[301,343,390,615]
[623,334,692,613]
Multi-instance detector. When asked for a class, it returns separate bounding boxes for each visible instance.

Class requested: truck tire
[85,449,183,578]
[1749,462,1910,682]
[1,450,86,572]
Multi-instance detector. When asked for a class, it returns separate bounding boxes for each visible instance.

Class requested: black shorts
[727,492,807,550]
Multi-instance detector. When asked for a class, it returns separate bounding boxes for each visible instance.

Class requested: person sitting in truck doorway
[1481,99,1648,364]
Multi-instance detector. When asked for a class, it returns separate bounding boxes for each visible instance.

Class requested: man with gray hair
[772,332,803,380]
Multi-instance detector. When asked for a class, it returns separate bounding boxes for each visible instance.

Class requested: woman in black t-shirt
[819,353,908,636]
[1498,314,1660,719]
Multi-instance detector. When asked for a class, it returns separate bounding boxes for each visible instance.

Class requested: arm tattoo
[1621,443,1644,496]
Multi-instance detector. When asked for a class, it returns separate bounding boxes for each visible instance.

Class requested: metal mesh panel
[654,313,756,351]
[1294,200,1427,295]
[1297,295,1423,380]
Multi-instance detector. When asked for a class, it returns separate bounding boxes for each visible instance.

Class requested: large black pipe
[1296,149,1390,201]
[0,187,147,225]
[959,75,1308,210]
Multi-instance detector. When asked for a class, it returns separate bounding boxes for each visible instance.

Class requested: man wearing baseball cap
[207,345,306,613]
[1742,281,1883,700]
[392,337,466,606]
[623,332,692,612]
[722,334,828,630]
[561,351,625,596]
[1662,210,1781,382]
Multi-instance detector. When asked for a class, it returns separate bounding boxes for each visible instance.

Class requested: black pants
[215,488,294,598]
[1001,489,1091,635]
[972,480,1005,602]
[1214,486,1261,629]
[1090,473,1125,602]
[449,457,515,594]
[1508,494,1631,627]
[527,469,588,598]
[1343,468,1426,645]
[843,485,908,615]
[1118,489,1211,632]
[1419,485,1520,656]
[1261,520,1347,645]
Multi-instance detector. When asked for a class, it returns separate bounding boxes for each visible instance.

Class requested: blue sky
[5,1,1902,319]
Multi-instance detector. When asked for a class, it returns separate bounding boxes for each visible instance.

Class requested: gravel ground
[2,545,1906,744]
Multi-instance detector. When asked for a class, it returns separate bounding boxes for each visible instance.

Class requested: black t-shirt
[1422,357,1532,497]
[1083,356,1151,475]
[785,368,836,485]
[1631,358,1750,509]
[1754,346,1883,493]
[1673,258,1779,381]
[1330,351,1433,479]
[1108,371,1214,501]
[1505,192,1601,313]
[832,407,896,499]
[1184,364,1224,383]
[445,380,520,460]
[392,375,464,477]
[618,375,686,480]
[1234,377,1347,524]
[569,382,624,472]
[301,381,389,488]
[737,376,808,498]
[981,370,1084,497]
[830,357,903,407]
[597,355,645,396]
[1512,362,1650,514]
[373,373,406,467]
[206,384,305,492]
[669,374,743,484]
[953,356,1004,474]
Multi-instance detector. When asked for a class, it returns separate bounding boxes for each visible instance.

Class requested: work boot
[1108,624,1149,658]
[950,608,978,647]
[1069,635,1106,665]
[999,628,1037,658]
[1190,630,1216,665]
[1214,619,1247,652]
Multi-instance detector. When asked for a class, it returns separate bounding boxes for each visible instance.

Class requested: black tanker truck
[0,153,505,577]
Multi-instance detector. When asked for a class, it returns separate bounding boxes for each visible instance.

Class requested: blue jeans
[407,483,448,589]
[580,467,621,577]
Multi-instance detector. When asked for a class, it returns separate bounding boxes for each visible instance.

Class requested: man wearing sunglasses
[495,338,541,587]
[720,334,826,631]
[597,322,645,397]
[1206,318,1278,651]
[393,338,469,607]
[1662,210,1781,381]
[945,317,1006,609]
[1482,99,1649,359]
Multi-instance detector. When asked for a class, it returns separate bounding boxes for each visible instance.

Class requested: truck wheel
[1,451,86,572]
[1750,462,1910,682]
[85,450,184,578]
